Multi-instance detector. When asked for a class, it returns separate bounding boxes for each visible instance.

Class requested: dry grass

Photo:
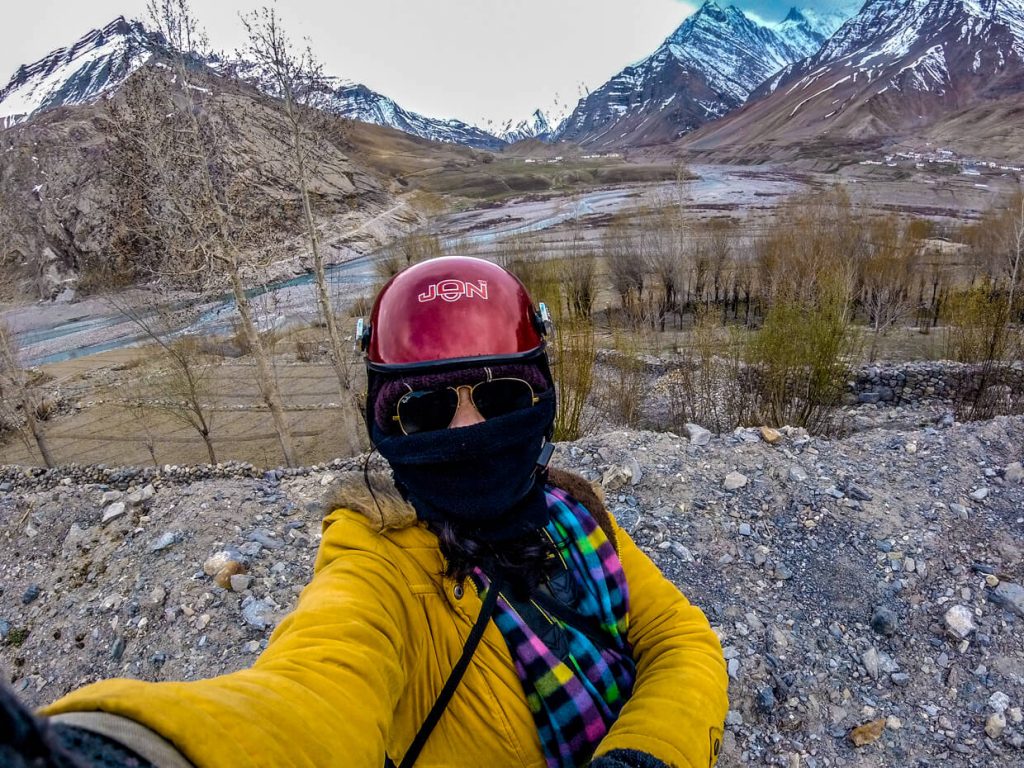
[0,347,364,468]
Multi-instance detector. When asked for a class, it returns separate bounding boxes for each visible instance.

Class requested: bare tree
[1001,187,1024,320]
[238,7,364,454]
[859,216,918,361]
[642,208,684,331]
[104,0,298,465]
[603,217,644,323]
[107,296,221,464]
[0,322,55,467]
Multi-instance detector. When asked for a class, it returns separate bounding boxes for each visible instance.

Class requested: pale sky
[0,0,859,130]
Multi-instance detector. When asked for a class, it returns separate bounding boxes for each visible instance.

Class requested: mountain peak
[782,7,806,23]
[0,16,157,125]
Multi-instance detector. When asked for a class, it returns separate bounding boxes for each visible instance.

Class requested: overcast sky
[0,0,861,129]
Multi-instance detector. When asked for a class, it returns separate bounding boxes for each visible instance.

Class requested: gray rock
[101,502,127,524]
[944,605,976,638]
[859,392,882,404]
[870,606,899,637]
[110,635,126,661]
[724,472,748,491]
[0,482,12,492]
[239,542,263,558]
[241,597,275,630]
[969,487,990,501]
[0,619,9,640]
[1005,462,1024,484]
[989,691,1011,714]
[150,530,183,553]
[727,658,740,678]
[623,457,643,486]
[101,490,122,504]
[601,466,631,492]
[891,672,911,686]
[738,523,753,537]
[246,530,284,551]
[846,484,873,501]
[684,424,712,446]
[21,585,41,605]
[670,543,694,563]
[230,574,253,592]
[863,647,881,680]
[788,466,809,483]
[774,563,794,580]
[756,686,777,713]
[991,581,1024,618]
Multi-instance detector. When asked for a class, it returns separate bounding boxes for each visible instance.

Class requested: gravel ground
[1,410,1023,767]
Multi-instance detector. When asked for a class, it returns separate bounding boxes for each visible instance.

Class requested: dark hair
[430,520,555,601]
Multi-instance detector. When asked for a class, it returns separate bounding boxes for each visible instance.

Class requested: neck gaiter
[372,392,556,542]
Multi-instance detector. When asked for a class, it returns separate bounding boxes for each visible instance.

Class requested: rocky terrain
[1,410,1023,767]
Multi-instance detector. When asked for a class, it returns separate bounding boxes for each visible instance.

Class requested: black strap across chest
[384,577,500,768]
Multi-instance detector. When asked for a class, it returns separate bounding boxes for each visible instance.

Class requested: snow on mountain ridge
[554,1,848,146]
[0,17,506,150]
[317,81,506,150]
[0,17,155,125]
[499,109,554,143]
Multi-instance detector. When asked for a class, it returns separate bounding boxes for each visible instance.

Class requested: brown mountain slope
[0,64,397,301]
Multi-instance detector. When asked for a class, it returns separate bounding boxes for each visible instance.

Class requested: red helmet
[361,256,548,371]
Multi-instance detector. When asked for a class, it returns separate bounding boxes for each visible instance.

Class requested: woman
[2,256,728,767]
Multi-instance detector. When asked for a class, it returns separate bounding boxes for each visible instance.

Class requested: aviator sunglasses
[393,376,540,435]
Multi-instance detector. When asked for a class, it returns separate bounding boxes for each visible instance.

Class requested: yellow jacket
[44,469,728,767]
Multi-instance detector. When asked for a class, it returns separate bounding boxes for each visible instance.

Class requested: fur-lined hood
[321,466,616,547]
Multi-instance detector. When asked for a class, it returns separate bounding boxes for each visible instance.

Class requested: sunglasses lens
[397,389,459,434]
[472,378,536,419]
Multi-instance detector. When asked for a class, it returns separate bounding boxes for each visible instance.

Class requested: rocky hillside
[1,411,1023,766]
[0,63,403,301]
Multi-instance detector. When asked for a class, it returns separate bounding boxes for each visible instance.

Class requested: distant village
[860,147,1024,177]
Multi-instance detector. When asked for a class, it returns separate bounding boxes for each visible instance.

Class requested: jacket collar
[322,466,617,551]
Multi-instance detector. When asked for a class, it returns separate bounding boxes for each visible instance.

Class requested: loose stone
[944,605,976,638]
[229,574,253,592]
[684,424,712,446]
[992,581,1024,617]
[724,472,748,491]
[102,502,127,524]
[985,713,1006,739]
[214,561,248,590]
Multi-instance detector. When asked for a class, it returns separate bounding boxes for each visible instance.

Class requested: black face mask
[372,391,556,542]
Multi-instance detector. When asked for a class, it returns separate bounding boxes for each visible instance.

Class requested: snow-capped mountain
[499,109,554,143]
[314,81,505,150]
[0,17,506,150]
[0,17,158,128]
[553,1,848,148]
[686,0,1024,159]
[773,7,851,56]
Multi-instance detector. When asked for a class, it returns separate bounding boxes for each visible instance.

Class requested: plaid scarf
[472,486,636,768]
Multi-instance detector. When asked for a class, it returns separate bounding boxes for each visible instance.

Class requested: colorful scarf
[472,486,636,768]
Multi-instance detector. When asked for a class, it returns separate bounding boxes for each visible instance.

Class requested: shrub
[746,283,858,435]
[551,312,596,442]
